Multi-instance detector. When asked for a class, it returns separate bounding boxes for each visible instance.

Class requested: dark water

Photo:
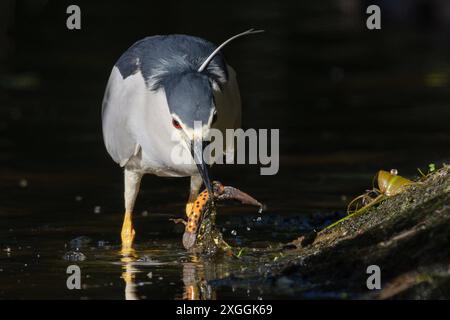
[1,0,450,299]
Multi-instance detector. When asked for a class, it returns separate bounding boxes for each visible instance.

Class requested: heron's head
[152,29,263,194]
[165,72,217,194]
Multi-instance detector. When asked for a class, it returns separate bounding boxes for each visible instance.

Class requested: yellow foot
[120,246,136,257]
[121,211,135,252]
[186,202,194,218]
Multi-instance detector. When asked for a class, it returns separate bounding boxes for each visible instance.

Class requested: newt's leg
[121,169,142,254]
[186,175,202,218]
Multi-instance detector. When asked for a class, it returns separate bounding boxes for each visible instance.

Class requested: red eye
[172,119,182,129]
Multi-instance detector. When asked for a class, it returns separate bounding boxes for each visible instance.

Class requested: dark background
[0,0,450,299]
[1,0,449,212]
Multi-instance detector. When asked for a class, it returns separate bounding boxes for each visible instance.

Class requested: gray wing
[102,66,146,166]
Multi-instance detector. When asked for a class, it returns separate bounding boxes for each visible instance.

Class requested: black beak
[191,138,213,195]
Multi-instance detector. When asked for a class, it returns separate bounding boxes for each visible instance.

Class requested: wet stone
[69,236,92,249]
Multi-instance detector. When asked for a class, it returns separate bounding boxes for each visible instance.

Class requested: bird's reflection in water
[118,247,232,300]
[182,255,216,300]
[120,248,139,300]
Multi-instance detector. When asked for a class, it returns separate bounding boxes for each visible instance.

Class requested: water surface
[1,0,449,299]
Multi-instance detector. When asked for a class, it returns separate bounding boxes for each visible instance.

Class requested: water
[0,172,334,299]
[1,0,450,299]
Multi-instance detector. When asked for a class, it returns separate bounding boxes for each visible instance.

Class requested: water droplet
[246,227,251,231]
[147,272,152,279]
[141,210,149,217]
[256,216,262,222]
[94,206,101,214]
[390,169,398,175]
[19,179,28,188]
[231,230,237,236]
[75,196,83,202]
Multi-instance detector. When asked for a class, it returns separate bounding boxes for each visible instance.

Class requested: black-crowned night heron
[102,29,262,251]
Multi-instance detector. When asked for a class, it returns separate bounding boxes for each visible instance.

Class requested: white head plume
[197,28,264,73]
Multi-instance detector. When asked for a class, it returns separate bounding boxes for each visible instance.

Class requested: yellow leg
[121,211,135,254]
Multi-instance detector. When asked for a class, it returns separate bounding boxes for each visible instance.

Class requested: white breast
[125,88,194,177]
